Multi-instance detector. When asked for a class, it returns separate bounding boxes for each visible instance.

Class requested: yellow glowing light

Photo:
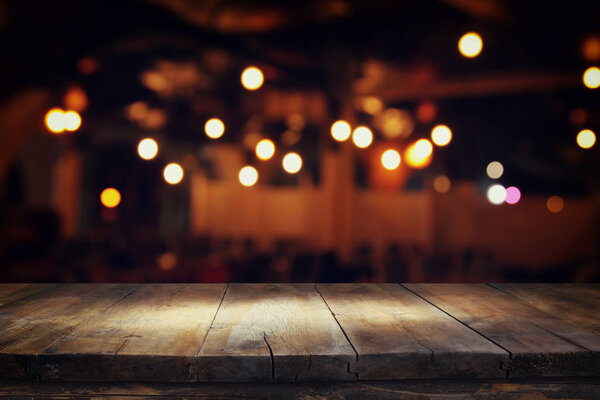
[63,111,82,132]
[381,149,401,170]
[255,139,275,160]
[576,129,596,149]
[331,120,351,142]
[241,66,264,90]
[205,118,225,139]
[239,166,259,187]
[404,139,433,169]
[583,66,600,89]
[137,138,159,160]
[486,161,504,179]
[163,163,184,184]
[487,184,506,205]
[45,108,65,134]
[458,32,483,58]
[431,124,452,146]
[282,152,302,174]
[100,188,121,208]
[405,141,432,168]
[433,175,451,194]
[547,196,564,213]
[352,126,373,149]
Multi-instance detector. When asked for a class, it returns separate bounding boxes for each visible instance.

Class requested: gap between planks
[314,283,359,380]
[399,282,515,376]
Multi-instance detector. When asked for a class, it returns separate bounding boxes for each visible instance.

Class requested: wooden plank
[197,284,356,382]
[39,284,227,382]
[2,379,599,400]
[317,283,508,380]
[492,284,600,336]
[0,284,54,307]
[0,284,137,379]
[406,284,600,378]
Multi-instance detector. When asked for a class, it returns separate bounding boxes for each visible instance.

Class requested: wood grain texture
[1,379,599,400]
[39,284,227,382]
[0,284,54,307]
[0,284,137,379]
[492,284,600,336]
[197,284,356,382]
[406,284,600,378]
[317,283,508,380]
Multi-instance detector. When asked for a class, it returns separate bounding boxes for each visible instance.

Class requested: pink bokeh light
[505,186,521,205]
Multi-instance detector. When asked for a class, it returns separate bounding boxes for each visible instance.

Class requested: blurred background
[1,0,599,284]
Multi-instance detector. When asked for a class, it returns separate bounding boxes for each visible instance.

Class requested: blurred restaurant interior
[0,0,599,284]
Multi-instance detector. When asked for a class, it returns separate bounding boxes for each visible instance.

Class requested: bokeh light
[331,120,351,142]
[282,152,303,174]
[157,252,177,271]
[486,161,504,179]
[205,118,225,139]
[137,138,159,160]
[239,166,259,187]
[505,186,521,205]
[163,163,184,184]
[576,129,596,149]
[583,66,600,89]
[352,126,374,149]
[241,66,264,90]
[100,188,121,208]
[376,108,414,139]
[431,124,452,146]
[458,32,483,58]
[64,86,88,111]
[63,111,82,132]
[433,175,451,194]
[547,196,564,213]
[416,101,437,123]
[255,139,275,160]
[582,35,600,62]
[45,108,65,134]
[405,139,433,169]
[362,96,383,115]
[487,184,506,205]
[381,149,401,170]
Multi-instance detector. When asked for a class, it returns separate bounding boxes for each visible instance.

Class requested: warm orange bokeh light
[255,139,275,160]
[45,108,65,134]
[282,152,302,174]
[576,129,596,149]
[100,188,121,208]
[239,166,259,187]
[404,139,433,169]
[137,138,159,160]
[458,32,483,58]
[583,66,600,89]
[64,86,88,111]
[163,163,184,184]
[433,175,451,193]
[431,125,452,146]
[241,66,264,90]
[205,118,225,139]
[63,111,82,132]
[331,120,352,142]
[352,126,374,149]
[381,149,401,170]
[546,196,564,213]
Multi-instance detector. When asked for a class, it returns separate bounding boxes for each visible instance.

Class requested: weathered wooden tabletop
[0,283,598,383]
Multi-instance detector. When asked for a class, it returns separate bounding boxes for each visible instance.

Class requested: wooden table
[0,283,598,399]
